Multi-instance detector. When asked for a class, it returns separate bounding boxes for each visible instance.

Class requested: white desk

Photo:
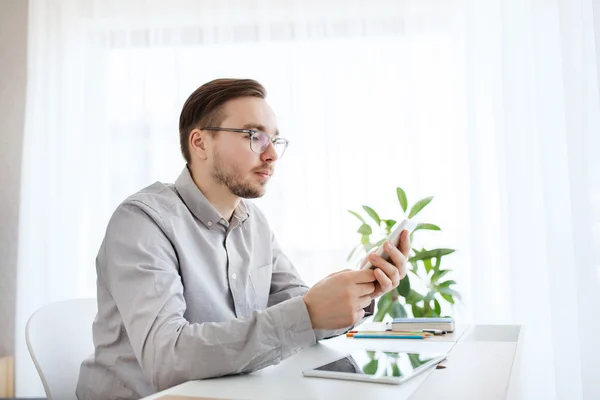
[142,324,522,400]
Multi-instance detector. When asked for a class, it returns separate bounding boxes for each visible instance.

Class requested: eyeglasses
[201,127,289,159]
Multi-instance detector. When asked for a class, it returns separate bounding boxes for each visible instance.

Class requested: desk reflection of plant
[362,351,435,377]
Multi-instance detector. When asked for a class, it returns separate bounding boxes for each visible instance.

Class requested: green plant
[347,187,460,322]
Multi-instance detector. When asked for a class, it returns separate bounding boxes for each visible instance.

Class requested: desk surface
[142,323,521,400]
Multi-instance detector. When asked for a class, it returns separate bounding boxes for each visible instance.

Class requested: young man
[76,79,410,399]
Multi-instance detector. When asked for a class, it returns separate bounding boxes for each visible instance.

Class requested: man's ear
[189,128,209,161]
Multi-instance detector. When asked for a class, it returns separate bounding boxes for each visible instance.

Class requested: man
[76,78,410,399]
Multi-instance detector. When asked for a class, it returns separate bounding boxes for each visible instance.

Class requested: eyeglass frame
[200,127,289,158]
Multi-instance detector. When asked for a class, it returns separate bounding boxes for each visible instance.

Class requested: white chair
[26,298,97,400]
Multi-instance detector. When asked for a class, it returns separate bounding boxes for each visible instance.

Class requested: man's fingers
[356,282,376,297]
[357,294,373,310]
[368,251,402,286]
[353,308,366,324]
[382,240,407,280]
[374,268,393,293]
[348,268,377,283]
[398,229,411,257]
[360,248,377,268]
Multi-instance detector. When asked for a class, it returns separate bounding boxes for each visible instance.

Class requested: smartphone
[360,218,417,270]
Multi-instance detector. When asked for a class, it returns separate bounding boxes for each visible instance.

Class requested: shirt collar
[174,166,250,229]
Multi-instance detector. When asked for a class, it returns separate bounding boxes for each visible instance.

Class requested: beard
[211,149,267,199]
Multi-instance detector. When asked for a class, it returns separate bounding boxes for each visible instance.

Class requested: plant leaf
[397,275,411,297]
[374,293,393,322]
[391,302,407,318]
[423,258,433,274]
[431,269,451,283]
[434,299,442,316]
[424,292,435,303]
[357,224,372,235]
[437,286,455,295]
[439,280,457,288]
[440,293,455,304]
[409,248,455,262]
[384,219,397,230]
[408,353,424,369]
[414,223,441,232]
[397,187,408,213]
[363,360,379,375]
[348,210,366,224]
[408,196,434,219]
[409,262,418,274]
[362,206,381,226]
[425,309,438,317]
[438,287,461,302]
[346,244,361,262]
[392,363,401,377]
[412,304,424,318]
[406,289,424,303]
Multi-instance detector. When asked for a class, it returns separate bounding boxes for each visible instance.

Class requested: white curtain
[16,0,600,398]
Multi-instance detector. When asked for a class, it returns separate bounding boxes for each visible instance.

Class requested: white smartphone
[360,218,417,270]
[302,349,447,385]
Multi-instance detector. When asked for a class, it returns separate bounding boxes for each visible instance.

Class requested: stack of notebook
[388,317,455,333]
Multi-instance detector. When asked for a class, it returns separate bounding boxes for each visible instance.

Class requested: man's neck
[187,165,240,221]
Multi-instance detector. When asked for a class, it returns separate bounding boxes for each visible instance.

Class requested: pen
[422,329,447,335]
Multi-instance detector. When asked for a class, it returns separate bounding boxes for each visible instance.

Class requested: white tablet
[302,349,447,385]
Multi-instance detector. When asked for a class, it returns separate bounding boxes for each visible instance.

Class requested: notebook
[389,317,455,332]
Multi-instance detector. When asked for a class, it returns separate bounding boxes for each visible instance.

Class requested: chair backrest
[25,298,97,400]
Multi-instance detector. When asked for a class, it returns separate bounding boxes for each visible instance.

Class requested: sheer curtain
[16,0,600,398]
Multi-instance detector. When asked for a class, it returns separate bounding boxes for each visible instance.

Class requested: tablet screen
[312,350,444,378]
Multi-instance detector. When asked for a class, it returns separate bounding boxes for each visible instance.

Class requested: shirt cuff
[364,299,375,316]
[272,296,316,359]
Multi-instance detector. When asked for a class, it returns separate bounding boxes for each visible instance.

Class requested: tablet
[302,349,447,385]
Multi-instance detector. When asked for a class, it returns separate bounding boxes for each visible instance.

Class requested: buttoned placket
[221,217,251,318]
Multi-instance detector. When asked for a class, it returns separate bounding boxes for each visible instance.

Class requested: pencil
[348,333,428,339]
[348,330,432,336]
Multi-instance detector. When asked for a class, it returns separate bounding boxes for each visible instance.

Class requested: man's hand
[303,269,376,330]
[360,229,411,298]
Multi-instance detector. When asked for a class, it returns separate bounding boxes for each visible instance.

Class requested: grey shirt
[76,166,357,400]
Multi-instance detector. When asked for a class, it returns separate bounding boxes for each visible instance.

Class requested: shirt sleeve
[98,201,317,392]
[267,233,374,341]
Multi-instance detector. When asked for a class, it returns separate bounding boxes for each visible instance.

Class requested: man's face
[209,97,280,199]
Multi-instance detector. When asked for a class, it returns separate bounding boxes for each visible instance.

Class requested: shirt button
[231,273,237,279]
[207,221,213,227]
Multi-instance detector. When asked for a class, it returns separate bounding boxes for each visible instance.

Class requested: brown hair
[179,78,267,163]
